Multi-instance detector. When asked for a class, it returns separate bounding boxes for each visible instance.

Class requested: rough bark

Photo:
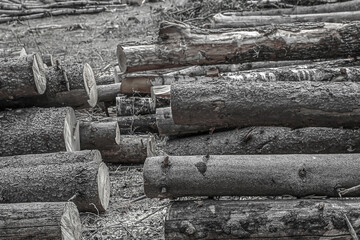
[115,114,158,133]
[116,96,155,116]
[0,150,110,213]
[0,202,81,240]
[0,107,80,156]
[97,83,121,102]
[171,80,360,128]
[144,154,360,198]
[165,199,360,239]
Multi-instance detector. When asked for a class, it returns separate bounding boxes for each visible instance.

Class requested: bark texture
[166,199,360,239]
[0,202,81,240]
[115,114,158,133]
[116,96,155,116]
[97,83,121,102]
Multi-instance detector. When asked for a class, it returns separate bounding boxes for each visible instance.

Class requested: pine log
[0,53,46,100]
[161,127,360,156]
[115,114,158,133]
[97,83,121,102]
[97,74,116,85]
[123,0,144,5]
[165,199,360,239]
[0,107,80,156]
[156,107,210,137]
[171,80,360,128]
[0,150,110,213]
[144,154,360,198]
[116,96,155,116]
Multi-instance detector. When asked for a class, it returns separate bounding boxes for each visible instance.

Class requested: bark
[0,107,80,156]
[144,154,360,198]
[171,81,360,128]
[165,199,360,239]
[114,114,158,133]
[116,96,155,116]
[156,107,210,137]
[96,74,116,85]
[123,0,144,5]
[97,83,121,102]
[0,150,110,213]
[0,202,81,240]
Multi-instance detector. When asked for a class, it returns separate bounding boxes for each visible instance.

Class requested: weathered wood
[156,107,210,137]
[115,114,158,133]
[97,83,121,102]
[0,150,110,213]
[166,199,360,239]
[144,154,360,198]
[0,202,81,240]
[161,126,360,156]
[116,96,155,116]
[171,80,360,128]
[0,107,80,156]
[151,85,170,108]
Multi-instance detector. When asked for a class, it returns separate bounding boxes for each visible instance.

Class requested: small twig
[135,204,169,224]
[344,214,359,240]
[89,203,100,216]
[338,184,360,197]
[130,195,147,203]
[68,193,78,202]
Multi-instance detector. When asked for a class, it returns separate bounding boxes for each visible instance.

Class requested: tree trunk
[0,202,82,240]
[171,81,360,128]
[116,96,155,116]
[144,154,360,198]
[160,127,360,156]
[0,53,46,100]
[97,83,121,102]
[0,107,80,156]
[156,107,210,137]
[0,150,110,213]
[165,199,360,239]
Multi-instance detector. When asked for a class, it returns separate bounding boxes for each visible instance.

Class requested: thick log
[161,127,360,156]
[165,199,360,239]
[97,83,121,102]
[144,154,360,198]
[0,150,110,213]
[0,53,46,100]
[171,80,360,128]
[0,107,80,156]
[156,107,210,137]
[116,96,155,116]
[0,202,81,240]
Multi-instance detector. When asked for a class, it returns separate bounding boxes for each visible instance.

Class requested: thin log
[0,150,110,213]
[83,63,98,107]
[144,154,360,198]
[0,202,82,240]
[151,85,170,108]
[97,83,121,102]
[122,0,144,5]
[115,114,158,133]
[166,199,360,239]
[171,80,360,128]
[116,96,156,116]
[0,107,80,156]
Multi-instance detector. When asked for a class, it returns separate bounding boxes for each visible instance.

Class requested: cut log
[165,199,360,239]
[122,0,144,5]
[151,85,170,108]
[161,127,360,156]
[0,53,46,100]
[116,96,156,116]
[0,107,80,156]
[0,150,110,213]
[115,114,158,133]
[0,202,81,240]
[171,80,360,128]
[97,83,121,102]
[83,63,98,107]
[156,107,210,137]
[96,74,116,85]
[144,154,360,198]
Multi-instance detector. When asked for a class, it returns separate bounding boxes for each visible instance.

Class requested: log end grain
[64,108,81,152]
[117,45,127,73]
[97,162,111,211]
[32,53,47,95]
[147,134,156,158]
[115,122,121,145]
[83,63,98,108]
[61,202,82,240]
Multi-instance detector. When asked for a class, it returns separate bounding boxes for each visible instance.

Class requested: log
[144,154,360,198]
[0,202,81,240]
[151,85,170,108]
[97,83,121,102]
[165,199,360,239]
[0,53,46,100]
[171,80,360,128]
[161,127,360,156]
[115,114,158,133]
[0,150,110,213]
[0,107,80,156]
[156,107,210,137]
[116,96,155,116]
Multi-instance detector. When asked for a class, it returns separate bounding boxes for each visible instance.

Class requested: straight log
[116,96,155,116]
[0,202,81,240]
[97,83,121,102]
[115,114,158,133]
[171,80,360,128]
[0,107,80,156]
[0,150,110,213]
[165,199,360,239]
[144,154,360,198]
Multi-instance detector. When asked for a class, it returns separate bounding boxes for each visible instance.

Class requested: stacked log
[116,96,156,116]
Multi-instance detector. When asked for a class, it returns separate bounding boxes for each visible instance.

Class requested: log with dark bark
[144,154,360,198]
[115,114,158,133]
[161,127,360,156]
[0,202,82,240]
[97,83,121,102]
[0,150,110,213]
[171,80,360,128]
[165,199,360,239]
[116,96,155,116]
[0,107,80,156]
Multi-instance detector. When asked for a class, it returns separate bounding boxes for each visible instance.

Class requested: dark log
[171,80,360,128]
[0,107,80,156]
[115,114,158,133]
[116,96,155,116]
[97,83,121,102]
[165,199,360,239]
[0,202,81,240]
[0,150,110,213]
[144,154,360,198]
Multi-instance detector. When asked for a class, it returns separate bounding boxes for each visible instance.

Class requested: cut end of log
[83,63,98,108]
[32,53,47,95]
[117,45,127,73]
[115,122,121,145]
[147,134,156,158]
[97,162,110,211]
[64,108,81,152]
[61,202,82,240]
